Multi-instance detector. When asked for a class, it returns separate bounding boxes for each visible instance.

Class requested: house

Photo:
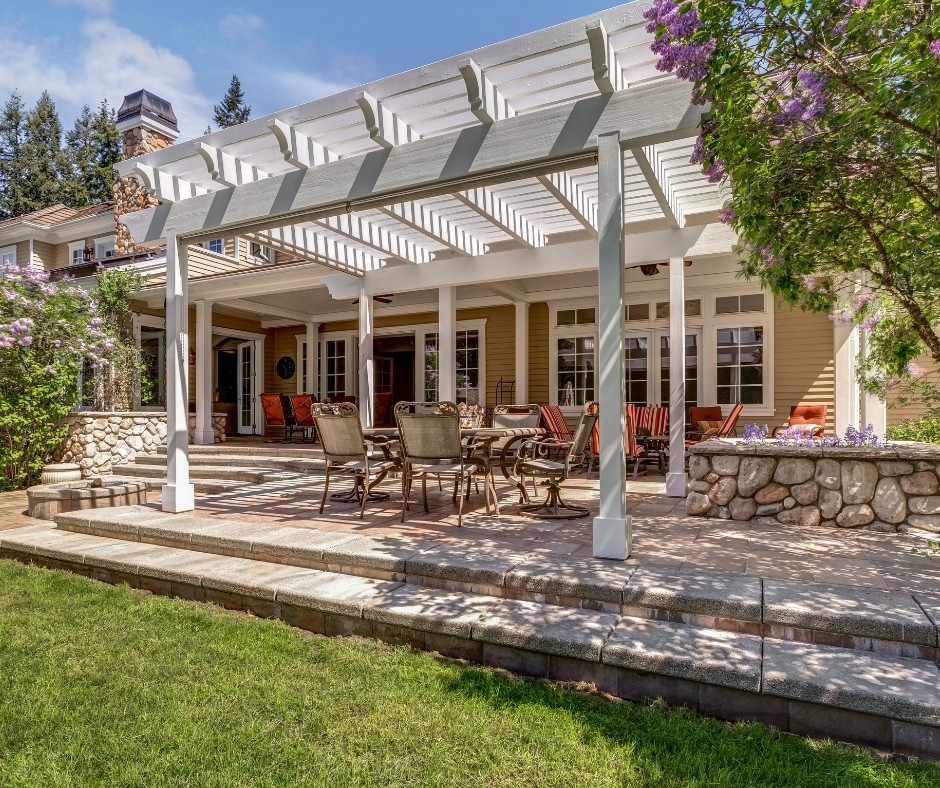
[3,2,916,555]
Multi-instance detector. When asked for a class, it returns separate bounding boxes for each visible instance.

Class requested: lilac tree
[645,0,940,409]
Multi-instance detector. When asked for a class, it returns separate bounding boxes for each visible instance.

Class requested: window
[660,334,698,410]
[556,308,595,326]
[557,336,594,406]
[423,333,439,401]
[717,326,764,404]
[716,293,764,315]
[204,239,224,255]
[324,339,346,399]
[456,329,480,404]
[250,242,271,264]
[655,299,702,319]
[68,241,87,267]
[624,336,649,405]
[0,245,15,267]
[301,341,321,397]
[94,236,115,259]
[626,303,650,322]
[139,327,167,408]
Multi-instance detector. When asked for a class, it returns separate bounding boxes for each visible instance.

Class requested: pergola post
[514,301,529,403]
[358,285,374,427]
[667,256,687,496]
[859,328,887,437]
[193,300,214,445]
[163,231,194,512]
[305,321,318,396]
[593,131,631,560]
[834,321,858,436]
[439,286,456,403]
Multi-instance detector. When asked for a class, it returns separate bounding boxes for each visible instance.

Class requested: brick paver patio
[5,470,940,594]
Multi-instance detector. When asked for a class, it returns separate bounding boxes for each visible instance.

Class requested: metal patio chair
[395,401,488,527]
[508,402,597,519]
[312,402,397,519]
[288,394,317,442]
[260,393,296,442]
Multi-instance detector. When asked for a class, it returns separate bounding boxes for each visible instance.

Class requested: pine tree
[21,91,70,212]
[212,75,251,128]
[64,104,94,208]
[0,92,29,220]
[89,100,120,204]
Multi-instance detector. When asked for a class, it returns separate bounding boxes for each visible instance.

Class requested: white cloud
[219,13,264,40]
[0,17,212,140]
[51,0,114,13]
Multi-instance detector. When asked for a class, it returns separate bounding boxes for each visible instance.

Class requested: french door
[624,328,701,416]
[237,340,258,434]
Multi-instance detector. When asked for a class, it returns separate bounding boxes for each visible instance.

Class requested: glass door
[660,331,701,425]
[624,330,654,406]
[236,341,257,434]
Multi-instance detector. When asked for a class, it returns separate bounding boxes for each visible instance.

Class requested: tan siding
[773,302,836,434]
[887,354,938,426]
[528,303,549,406]
[268,325,306,397]
[53,241,70,269]
[30,240,55,269]
[15,241,30,268]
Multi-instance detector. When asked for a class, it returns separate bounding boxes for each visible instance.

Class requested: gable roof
[0,201,113,230]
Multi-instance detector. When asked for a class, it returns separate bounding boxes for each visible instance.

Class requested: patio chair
[773,404,827,437]
[260,393,296,442]
[395,401,490,527]
[288,394,317,442]
[312,402,398,519]
[586,403,657,479]
[686,403,743,444]
[511,402,598,519]
[374,392,393,426]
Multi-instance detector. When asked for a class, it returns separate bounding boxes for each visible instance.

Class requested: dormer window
[250,242,271,264]
[203,239,224,255]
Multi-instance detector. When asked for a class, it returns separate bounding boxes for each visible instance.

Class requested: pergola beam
[315,214,432,264]
[268,119,328,170]
[454,188,547,248]
[258,225,382,274]
[121,81,705,247]
[586,19,624,94]
[194,142,267,188]
[219,298,314,324]
[458,58,516,124]
[537,172,598,235]
[631,145,684,229]
[378,202,487,257]
[354,91,419,149]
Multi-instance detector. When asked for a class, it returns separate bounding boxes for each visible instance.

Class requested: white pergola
[117,1,736,559]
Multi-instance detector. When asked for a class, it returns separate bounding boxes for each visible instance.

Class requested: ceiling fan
[352,294,394,304]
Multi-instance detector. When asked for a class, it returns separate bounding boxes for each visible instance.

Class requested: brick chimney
[113,90,180,254]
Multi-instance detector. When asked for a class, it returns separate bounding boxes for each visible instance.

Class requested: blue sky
[0,0,613,141]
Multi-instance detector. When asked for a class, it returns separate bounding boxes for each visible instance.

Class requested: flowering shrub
[0,264,103,489]
[888,416,940,445]
[741,422,884,448]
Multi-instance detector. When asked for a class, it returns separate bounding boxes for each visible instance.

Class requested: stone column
[593,130,631,560]
[439,286,456,404]
[514,301,529,404]
[194,300,214,445]
[164,231,194,512]
[667,256,687,497]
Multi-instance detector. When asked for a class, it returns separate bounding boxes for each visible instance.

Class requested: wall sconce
[640,264,659,276]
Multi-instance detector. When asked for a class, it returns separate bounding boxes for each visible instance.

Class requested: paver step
[112,464,304,485]
[2,521,940,759]
[134,454,328,470]
[157,444,326,459]
[51,508,940,663]
[102,475,253,495]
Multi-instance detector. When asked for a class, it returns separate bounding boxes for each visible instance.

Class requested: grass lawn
[0,560,938,787]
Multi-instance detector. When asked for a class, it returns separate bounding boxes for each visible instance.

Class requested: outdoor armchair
[395,401,487,527]
[772,404,827,437]
[686,403,743,444]
[312,402,398,519]
[288,394,317,442]
[508,402,597,519]
[261,393,296,442]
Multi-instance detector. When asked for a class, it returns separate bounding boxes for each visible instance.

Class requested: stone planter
[40,463,82,484]
[27,479,148,520]
[54,412,167,478]
[687,440,940,533]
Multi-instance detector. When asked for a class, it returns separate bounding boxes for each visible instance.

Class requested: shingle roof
[0,201,113,230]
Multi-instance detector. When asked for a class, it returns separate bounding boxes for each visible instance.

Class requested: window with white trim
[0,245,15,267]
[456,329,480,404]
[717,326,764,405]
[557,336,595,407]
[94,236,115,259]
[249,242,272,264]
[324,339,346,399]
[68,241,87,267]
[203,239,224,255]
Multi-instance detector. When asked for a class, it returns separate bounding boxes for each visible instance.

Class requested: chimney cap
[116,89,179,138]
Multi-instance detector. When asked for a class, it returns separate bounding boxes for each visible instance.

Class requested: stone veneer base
[688,440,940,532]
[55,412,168,478]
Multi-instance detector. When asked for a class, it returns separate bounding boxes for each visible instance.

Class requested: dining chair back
[260,393,296,442]
[288,394,317,442]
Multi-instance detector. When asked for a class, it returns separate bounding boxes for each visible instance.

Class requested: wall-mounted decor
[276,356,296,380]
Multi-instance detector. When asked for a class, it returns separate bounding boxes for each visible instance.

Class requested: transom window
[557,336,594,406]
[716,294,764,315]
[556,308,595,326]
[717,326,764,404]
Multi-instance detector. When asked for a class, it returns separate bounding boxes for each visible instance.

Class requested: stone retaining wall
[687,440,940,533]
[55,412,167,477]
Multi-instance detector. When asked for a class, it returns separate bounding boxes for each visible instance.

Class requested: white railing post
[163,230,194,512]
[593,131,631,559]
[193,299,214,445]
[358,286,374,427]
[439,286,456,403]
[667,256,687,496]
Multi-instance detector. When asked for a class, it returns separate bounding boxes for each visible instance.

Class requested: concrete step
[102,475,252,495]
[3,521,940,760]
[133,454,327,474]
[157,444,326,459]
[111,464,304,485]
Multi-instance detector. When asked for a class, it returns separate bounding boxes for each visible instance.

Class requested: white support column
[358,286,374,428]
[193,300,214,445]
[667,256,687,496]
[439,286,456,403]
[514,301,529,403]
[593,131,631,560]
[859,328,887,437]
[305,321,318,396]
[163,231,194,512]
[834,321,858,437]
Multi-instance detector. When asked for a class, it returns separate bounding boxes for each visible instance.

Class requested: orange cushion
[697,420,722,434]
